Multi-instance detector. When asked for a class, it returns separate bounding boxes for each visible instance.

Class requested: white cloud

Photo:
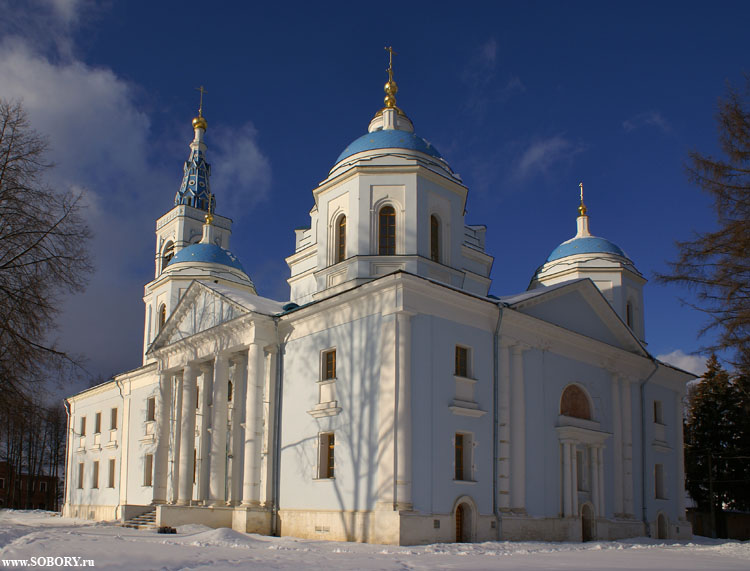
[210,122,272,216]
[622,111,671,134]
[656,349,707,376]
[481,38,497,65]
[515,136,584,178]
[0,2,271,379]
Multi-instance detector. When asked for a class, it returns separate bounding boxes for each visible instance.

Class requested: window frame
[92,460,99,489]
[110,407,118,430]
[454,432,473,481]
[653,400,664,425]
[144,454,154,487]
[317,432,335,479]
[430,214,440,263]
[80,416,86,437]
[378,205,396,255]
[322,348,337,381]
[108,458,116,488]
[455,345,470,378]
[335,214,346,264]
[77,463,84,490]
[94,411,101,434]
[146,397,156,423]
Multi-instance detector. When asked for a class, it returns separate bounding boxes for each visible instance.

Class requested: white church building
[63,60,693,544]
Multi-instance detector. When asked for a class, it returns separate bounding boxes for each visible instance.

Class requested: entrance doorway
[455,503,472,542]
[581,503,595,542]
[656,513,668,539]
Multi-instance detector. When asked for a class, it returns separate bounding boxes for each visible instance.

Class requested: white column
[177,363,197,505]
[498,343,511,510]
[675,391,686,520]
[209,354,230,506]
[395,311,413,510]
[260,347,277,508]
[242,345,263,507]
[229,354,247,506]
[510,345,526,512]
[196,363,213,503]
[562,441,572,517]
[591,446,600,517]
[153,371,173,503]
[597,447,605,517]
[570,443,578,516]
[167,374,183,504]
[611,374,624,515]
[621,379,634,515]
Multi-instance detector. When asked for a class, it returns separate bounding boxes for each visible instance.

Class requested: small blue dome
[547,236,628,263]
[168,243,246,273]
[335,130,443,165]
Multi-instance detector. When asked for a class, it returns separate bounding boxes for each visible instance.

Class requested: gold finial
[384,46,398,108]
[192,85,208,131]
[204,190,214,225]
[578,182,588,216]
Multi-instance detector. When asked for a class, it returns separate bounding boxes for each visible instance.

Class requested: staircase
[121,508,157,530]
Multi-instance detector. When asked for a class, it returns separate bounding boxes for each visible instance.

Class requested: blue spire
[174,106,215,212]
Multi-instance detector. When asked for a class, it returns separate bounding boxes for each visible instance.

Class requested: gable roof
[501,279,648,357]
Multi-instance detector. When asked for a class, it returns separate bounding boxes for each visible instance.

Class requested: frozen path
[1,511,748,570]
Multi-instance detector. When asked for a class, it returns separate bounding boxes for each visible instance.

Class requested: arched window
[335,215,346,263]
[626,302,633,328]
[430,215,440,262]
[161,241,174,273]
[379,206,396,255]
[227,380,233,402]
[158,304,166,332]
[560,385,592,420]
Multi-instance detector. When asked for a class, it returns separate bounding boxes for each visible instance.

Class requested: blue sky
[1,0,745,388]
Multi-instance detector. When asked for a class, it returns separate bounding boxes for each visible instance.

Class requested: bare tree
[0,99,92,408]
[659,78,750,371]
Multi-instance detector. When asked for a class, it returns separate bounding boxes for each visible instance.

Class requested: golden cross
[385,46,397,79]
[579,182,584,204]
[195,85,207,117]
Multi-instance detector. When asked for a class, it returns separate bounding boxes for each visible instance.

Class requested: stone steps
[121,508,157,530]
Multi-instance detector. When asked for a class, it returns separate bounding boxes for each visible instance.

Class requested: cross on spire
[385,46,397,81]
[195,85,207,117]
[578,181,588,217]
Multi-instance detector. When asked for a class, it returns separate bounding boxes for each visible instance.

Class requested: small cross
[385,46,397,78]
[579,182,584,204]
[195,85,207,117]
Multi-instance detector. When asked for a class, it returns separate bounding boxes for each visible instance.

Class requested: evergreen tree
[685,355,750,535]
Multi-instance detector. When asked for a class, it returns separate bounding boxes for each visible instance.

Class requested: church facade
[63,63,693,544]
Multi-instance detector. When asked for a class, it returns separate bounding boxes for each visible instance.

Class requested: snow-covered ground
[1,510,748,570]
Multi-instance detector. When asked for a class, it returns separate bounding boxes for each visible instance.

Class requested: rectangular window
[146,397,156,422]
[655,463,665,499]
[653,400,664,424]
[0,477,4,489]
[108,459,116,488]
[144,454,153,487]
[40,481,48,493]
[323,349,336,380]
[455,433,472,481]
[77,463,84,489]
[195,385,200,409]
[110,407,118,430]
[94,412,101,434]
[318,433,335,479]
[92,461,99,489]
[80,416,86,436]
[455,346,469,377]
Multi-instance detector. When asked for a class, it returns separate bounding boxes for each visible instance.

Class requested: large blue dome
[168,243,246,273]
[546,236,628,263]
[335,129,443,165]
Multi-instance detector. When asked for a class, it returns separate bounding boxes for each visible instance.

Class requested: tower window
[158,304,166,331]
[323,349,336,380]
[80,416,86,436]
[430,215,440,262]
[626,302,633,328]
[378,206,396,255]
[653,400,664,424]
[318,433,335,479]
[162,241,174,272]
[336,215,346,263]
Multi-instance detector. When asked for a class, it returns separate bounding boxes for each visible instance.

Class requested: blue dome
[168,243,246,273]
[335,130,443,165]
[547,236,628,263]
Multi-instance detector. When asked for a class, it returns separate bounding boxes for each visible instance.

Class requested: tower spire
[174,87,213,211]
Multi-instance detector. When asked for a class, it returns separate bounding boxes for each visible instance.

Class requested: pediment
[504,280,646,355]
[148,281,250,352]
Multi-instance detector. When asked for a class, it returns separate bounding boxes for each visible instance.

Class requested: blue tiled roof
[335,130,443,165]
[168,243,246,272]
[547,236,628,262]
